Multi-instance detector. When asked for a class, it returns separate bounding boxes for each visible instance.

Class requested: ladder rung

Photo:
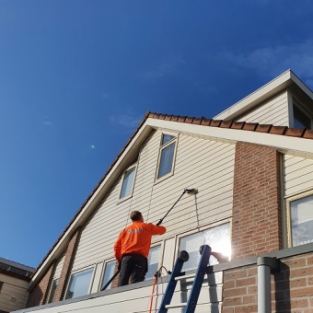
[165,302,187,309]
[174,273,195,281]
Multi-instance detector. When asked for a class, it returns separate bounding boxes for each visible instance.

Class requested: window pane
[162,134,175,145]
[47,279,59,303]
[291,195,313,246]
[65,268,93,299]
[120,167,136,198]
[179,223,230,271]
[145,246,161,280]
[157,143,175,179]
[293,105,312,129]
[101,261,116,290]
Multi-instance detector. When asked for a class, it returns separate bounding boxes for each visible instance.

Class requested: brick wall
[221,252,313,313]
[26,263,55,308]
[27,227,82,307]
[232,142,282,260]
[53,227,82,301]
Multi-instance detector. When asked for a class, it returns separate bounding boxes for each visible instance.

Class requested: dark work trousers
[118,254,148,286]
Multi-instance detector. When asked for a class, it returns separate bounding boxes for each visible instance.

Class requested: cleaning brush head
[185,188,199,195]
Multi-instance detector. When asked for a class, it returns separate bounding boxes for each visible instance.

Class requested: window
[145,245,161,280]
[293,104,312,130]
[179,223,231,271]
[101,261,116,290]
[65,268,93,299]
[157,134,177,180]
[119,165,136,199]
[46,279,59,303]
[289,194,313,247]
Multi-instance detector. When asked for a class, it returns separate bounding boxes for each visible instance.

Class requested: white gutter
[146,118,313,158]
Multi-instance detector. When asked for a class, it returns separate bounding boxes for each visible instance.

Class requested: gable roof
[30,110,313,287]
[214,69,313,120]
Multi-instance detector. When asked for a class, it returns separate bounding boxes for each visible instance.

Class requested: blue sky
[1,1,313,268]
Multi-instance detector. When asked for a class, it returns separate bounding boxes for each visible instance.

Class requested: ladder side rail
[184,245,211,313]
[157,252,187,313]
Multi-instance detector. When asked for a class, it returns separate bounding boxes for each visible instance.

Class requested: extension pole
[101,270,120,291]
[156,189,187,225]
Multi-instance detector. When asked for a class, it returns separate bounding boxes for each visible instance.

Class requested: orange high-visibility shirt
[114,221,166,261]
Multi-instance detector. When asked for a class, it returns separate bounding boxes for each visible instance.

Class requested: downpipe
[257,257,280,313]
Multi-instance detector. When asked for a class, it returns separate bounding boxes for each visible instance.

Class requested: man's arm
[146,223,166,235]
[114,232,123,262]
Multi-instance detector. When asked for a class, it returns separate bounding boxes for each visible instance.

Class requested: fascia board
[30,124,153,288]
[290,71,313,100]
[147,118,313,158]
[214,70,293,121]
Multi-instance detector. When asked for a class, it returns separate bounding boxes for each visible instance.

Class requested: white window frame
[175,221,231,271]
[46,278,59,304]
[286,189,313,248]
[99,259,116,291]
[64,266,95,300]
[145,243,164,281]
[155,132,178,183]
[118,164,137,201]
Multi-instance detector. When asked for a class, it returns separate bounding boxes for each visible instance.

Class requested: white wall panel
[236,91,289,126]
[53,253,65,279]
[13,271,223,313]
[283,154,313,197]
[71,130,235,289]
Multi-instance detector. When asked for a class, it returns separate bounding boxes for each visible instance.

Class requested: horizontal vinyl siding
[0,275,29,312]
[71,131,161,271]
[72,130,235,273]
[147,134,235,238]
[283,154,313,197]
[14,271,223,313]
[236,91,289,126]
[53,254,65,279]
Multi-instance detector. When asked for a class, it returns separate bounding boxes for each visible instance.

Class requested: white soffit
[214,70,313,121]
[147,118,313,158]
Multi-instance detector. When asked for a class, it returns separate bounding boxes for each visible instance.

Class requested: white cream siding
[283,154,313,197]
[236,91,289,126]
[12,271,223,313]
[0,274,29,312]
[53,253,65,279]
[72,130,235,273]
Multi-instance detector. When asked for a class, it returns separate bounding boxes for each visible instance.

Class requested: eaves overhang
[214,70,313,121]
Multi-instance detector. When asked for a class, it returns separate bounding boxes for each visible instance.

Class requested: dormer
[214,70,313,130]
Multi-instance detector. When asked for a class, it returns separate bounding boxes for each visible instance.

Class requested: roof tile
[200,119,211,126]
[232,122,245,130]
[243,123,258,131]
[178,116,186,122]
[220,121,233,128]
[185,117,194,123]
[285,128,305,137]
[192,117,202,125]
[269,126,287,135]
[210,120,222,127]
[303,129,313,139]
[256,124,272,133]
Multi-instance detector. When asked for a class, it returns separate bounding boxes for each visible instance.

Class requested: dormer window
[293,104,312,130]
[156,133,177,180]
